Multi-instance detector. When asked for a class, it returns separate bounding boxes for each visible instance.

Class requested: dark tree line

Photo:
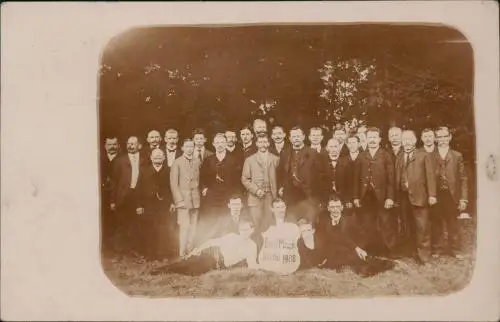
[99,25,474,163]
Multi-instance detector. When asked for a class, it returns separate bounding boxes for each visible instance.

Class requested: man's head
[271,198,287,220]
[164,129,179,148]
[212,133,227,153]
[126,136,141,154]
[346,135,360,153]
[192,128,207,149]
[104,137,119,155]
[147,130,162,148]
[238,219,255,239]
[388,126,403,147]
[227,195,243,218]
[240,126,254,145]
[435,126,452,148]
[401,130,417,153]
[333,126,347,145]
[366,127,382,149]
[309,127,324,146]
[327,195,344,223]
[421,128,436,148]
[150,148,165,166]
[253,118,268,135]
[255,133,270,153]
[271,126,286,145]
[181,138,195,156]
[325,138,341,160]
[289,126,306,148]
[225,130,237,148]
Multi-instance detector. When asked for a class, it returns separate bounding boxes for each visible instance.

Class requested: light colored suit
[170,154,201,256]
[241,151,279,232]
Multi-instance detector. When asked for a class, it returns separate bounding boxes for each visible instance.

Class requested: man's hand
[136,208,144,215]
[458,200,468,212]
[169,204,176,213]
[176,201,185,209]
[256,189,265,198]
[278,187,284,197]
[202,188,208,197]
[353,199,361,208]
[110,203,116,211]
[428,197,437,206]
[384,199,394,209]
[355,247,368,261]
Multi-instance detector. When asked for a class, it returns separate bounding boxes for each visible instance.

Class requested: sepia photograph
[99,24,477,298]
[2,2,499,320]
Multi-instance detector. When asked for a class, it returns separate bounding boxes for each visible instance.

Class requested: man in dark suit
[431,126,468,259]
[278,126,321,225]
[395,130,437,265]
[298,195,394,277]
[240,125,257,159]
[101,136,120,254]
[225,129,239,156]
[308,127,326,154]
[269,125,290,157]
[357,131,368,152]
[420,128,437,154]
[353,127,396,257]
[200,133,241,221]
[164,128,183,168]
[135,148,175,260]
[388,126,404,162]
[193,128,214,163]
[110,136,148,255]
[387,126,405,250]
[333,124,350,157]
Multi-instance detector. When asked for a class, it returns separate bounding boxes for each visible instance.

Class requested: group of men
[101,117,469,272]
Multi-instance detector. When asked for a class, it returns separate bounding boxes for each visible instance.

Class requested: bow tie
[167,149,176,153]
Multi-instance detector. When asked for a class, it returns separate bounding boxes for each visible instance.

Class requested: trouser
[431,190,461,255]
[177,208,199,257]
[357,190,396,256]
[114,188,139,255]
[321,246,394,277]
[249,193,274,233]
[399,192,431,262]
[160,246,224,276]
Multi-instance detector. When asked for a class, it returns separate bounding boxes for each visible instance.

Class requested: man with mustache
[145,130,162,159]
[394,130,437,265]
[353,127,396,258]
[170,138,202,257]
[110,136,148,255]
[240,125,257,159]
[430,126,468,259]
[278,126,321,225]
[164,128,182,168]
[269,125,290,157]
[309,127,326,154]
[241,133,280,234]
[101,136,120,254]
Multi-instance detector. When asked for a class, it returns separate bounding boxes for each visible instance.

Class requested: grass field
[101,218,476,298]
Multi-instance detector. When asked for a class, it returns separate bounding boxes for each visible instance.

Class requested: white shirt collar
[243,142,253,149]
[107,153,117,161]
[275,141,284,150]
[368,147,379,157]
[331,219,341,226]
[166,146,177,152]
[128,152,139,160]
[153,164,163,172]
[350,151,359,160]
[424,145,435,153]
[226,145,236,152]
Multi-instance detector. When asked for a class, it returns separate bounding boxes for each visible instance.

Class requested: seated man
[257,198,305,274]
[194,194,248,245]
[151,218,258,276]
[299,194,394,277]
